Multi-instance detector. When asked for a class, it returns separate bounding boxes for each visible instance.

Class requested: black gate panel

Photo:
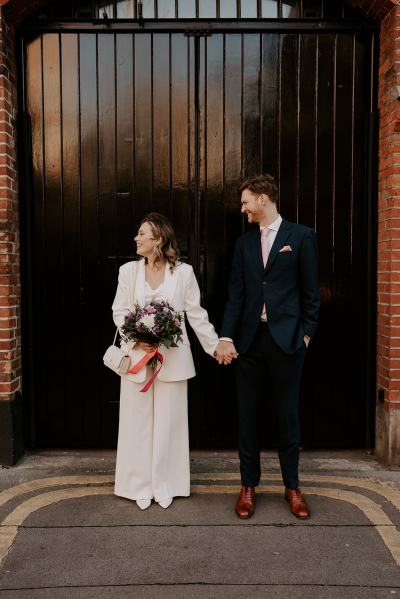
[23,25,377,448]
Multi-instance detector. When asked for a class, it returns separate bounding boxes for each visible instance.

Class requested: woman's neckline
[145,280,164,291]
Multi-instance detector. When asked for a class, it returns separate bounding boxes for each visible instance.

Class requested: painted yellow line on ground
[193,473,400,511]
[1,473,400,517]
[0,526,17,568]
[192,484,400,567]
[0,487,112,566]
[0,476,114,508]
[2,486,112,527]
[0,483,399,570]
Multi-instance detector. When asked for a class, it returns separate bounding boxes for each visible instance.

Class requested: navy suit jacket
[220,219,320,355]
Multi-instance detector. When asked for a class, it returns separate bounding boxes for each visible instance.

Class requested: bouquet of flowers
[121,300,183,354]
[119,301,183,392]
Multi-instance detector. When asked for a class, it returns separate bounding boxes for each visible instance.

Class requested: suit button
[262,282,267,285]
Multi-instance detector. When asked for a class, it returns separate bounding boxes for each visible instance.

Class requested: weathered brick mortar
[0,6,21,402]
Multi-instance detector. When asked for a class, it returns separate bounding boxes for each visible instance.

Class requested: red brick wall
[375,5,400,412]
[0,9,21,401]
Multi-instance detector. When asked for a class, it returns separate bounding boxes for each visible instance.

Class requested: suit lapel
[162,262,180,304]
[250,228,265,274]
[134,259,146,307]
[265,219,292,272]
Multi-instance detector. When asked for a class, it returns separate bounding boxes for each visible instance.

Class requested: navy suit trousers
[236,322,307,489]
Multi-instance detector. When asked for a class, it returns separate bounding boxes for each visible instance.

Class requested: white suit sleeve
[111,266,131,331]
[184,267,219,357]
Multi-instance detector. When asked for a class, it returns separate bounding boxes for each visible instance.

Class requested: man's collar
[260,214,282,232]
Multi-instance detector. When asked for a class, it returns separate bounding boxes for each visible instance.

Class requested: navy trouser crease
[235,323,306,490]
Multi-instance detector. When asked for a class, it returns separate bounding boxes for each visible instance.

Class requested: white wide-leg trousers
[114,368,190,502]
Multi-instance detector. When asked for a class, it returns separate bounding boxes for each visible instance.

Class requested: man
[215,174,320,520]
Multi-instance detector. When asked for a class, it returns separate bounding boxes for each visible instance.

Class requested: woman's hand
[135,341,158,353]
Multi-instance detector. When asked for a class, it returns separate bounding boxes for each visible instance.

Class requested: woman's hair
[139,212,180,271]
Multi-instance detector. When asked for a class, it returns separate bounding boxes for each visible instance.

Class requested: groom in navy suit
[215,174,320,519]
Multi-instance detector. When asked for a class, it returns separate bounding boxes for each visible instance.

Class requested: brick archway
[0,0,399,463]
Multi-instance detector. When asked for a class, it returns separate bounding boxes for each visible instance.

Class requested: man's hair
[239,174,278,203]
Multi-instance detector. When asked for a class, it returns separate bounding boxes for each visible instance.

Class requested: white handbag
[103,327,131,375]
[104,261,138,375]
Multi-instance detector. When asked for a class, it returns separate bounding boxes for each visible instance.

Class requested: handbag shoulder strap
[113,259,139,345]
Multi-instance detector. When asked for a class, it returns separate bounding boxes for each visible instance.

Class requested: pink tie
[261,228,272,320]
[261,228,272,267]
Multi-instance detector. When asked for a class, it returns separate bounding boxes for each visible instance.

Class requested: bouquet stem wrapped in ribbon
[120,300,183,393]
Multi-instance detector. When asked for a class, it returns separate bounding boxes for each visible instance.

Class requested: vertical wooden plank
[203,33,227,445]
[334,33,354,302]
[98,33,116,259]
[188,34,196,264]
[205,33,224,265]
[315,34,334,307]
[134,34,152,218]
[101,33,135,445]
[97,32,118,445]
[225,32,242,230]
[310,32,336,445]
[26,36,46,444]
[79,33,101,444]
[42,33,65,443]
[334,32,362,443]
[242,33,261,179]
[261,33,279,178]
[152,34,170,215]
[279,33,298,221]
[171,34,190,250]
[115,33,134,258]
[296,33,317,445]
[298,33,317,228]
[60,33,84,445]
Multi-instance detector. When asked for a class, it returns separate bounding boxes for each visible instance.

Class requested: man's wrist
[219,337,233,343]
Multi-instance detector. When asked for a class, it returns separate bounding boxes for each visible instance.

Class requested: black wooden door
[22,26,377,448]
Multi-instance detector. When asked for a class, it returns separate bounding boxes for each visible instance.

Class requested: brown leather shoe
[235,486,256,519]
[285,487,310,519]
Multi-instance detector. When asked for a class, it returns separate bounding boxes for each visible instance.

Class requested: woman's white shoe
[136,499,151,510]
[158,497,173,509]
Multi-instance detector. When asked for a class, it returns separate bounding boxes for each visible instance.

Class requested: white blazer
[111,259,219,383]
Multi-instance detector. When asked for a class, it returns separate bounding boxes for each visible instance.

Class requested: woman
[111,213,220,510]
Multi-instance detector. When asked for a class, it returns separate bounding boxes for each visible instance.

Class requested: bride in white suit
[112,213,221,510]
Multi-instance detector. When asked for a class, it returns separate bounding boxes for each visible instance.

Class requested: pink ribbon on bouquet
[128,348,164,393]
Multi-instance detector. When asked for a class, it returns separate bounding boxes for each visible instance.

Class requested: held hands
[214,340,239,366]
[303,335,310,348]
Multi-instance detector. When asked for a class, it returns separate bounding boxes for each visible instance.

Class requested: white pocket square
[279,245,293,253]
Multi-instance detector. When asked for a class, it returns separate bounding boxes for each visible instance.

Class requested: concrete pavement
[0,450,400,598]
